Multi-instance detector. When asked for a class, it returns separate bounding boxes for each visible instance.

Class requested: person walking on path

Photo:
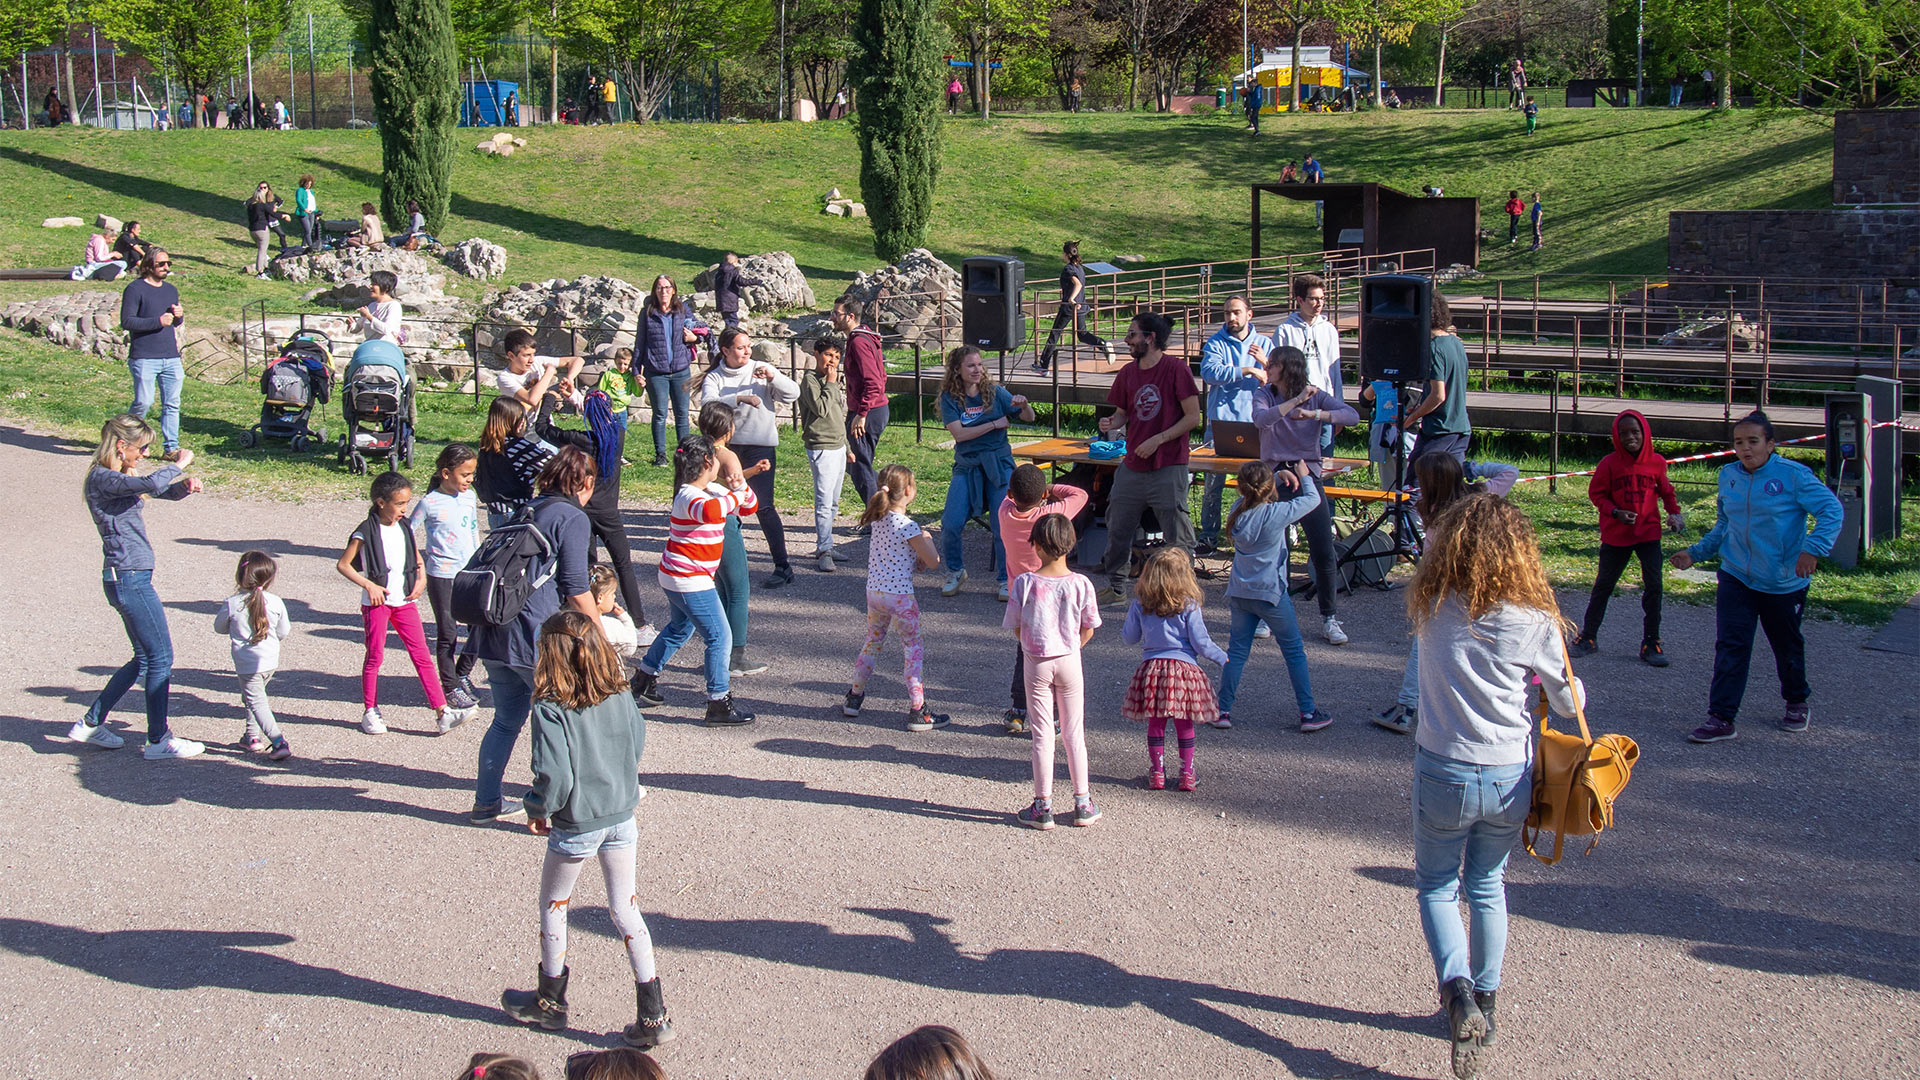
[800,338,852,573]
[712,252,744,329]
[1216,460,1328,734]
[499,610,674,1050]
[837,297,890,504]
[1671,411,1842,744]
[1303,153,1325,226]
[410,444,484,712]
[1405,493,1584,1080]
[1570,410,1684,668]
[120,249,187,461]
[1503,190,1525,244]
[936,345,1033,600]
[535,391,653,632]
[216,550,293,760]
[1196,295,1272,553]
[1036,240,1117,373]
[1528,193,1544,251]
[701,328,800,588]
[1668,71,1685,107]
[470,447,602,821]
[1005,514,1102,829]
[72,415,205,759]
[1523,96,1539,135]
[1094,311,1201,606]
[1244,80,1263,135]
[1251,344,1359,645]
[1120,549,1226,794]
[948,76,964,114]
[844,464,949,732]
[293,174,320,252]
[636,276,701,467]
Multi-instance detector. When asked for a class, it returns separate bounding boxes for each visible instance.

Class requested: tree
[787,0,857,113]
[1038,0,1116,108]
[939,0,1059,116]
[850,0,942,262]
[1271,0,1334,110]
[449,0,518,62]
[1329,0,1429,103]
[97,0,290,121]
[1637,0,1919,109]
[568,0,768,122]
[1425,0,1490,103]
[367,0,459,231]
[0,0,62,68]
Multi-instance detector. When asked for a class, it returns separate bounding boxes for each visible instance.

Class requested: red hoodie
[1588,409,1680,546]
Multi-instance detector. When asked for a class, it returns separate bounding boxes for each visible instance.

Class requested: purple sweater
[1250,385,1358,474]
[1121,601,1228,667]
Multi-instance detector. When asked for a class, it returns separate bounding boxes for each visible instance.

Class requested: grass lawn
[0,106,1833,322]
[6,329,1912,625]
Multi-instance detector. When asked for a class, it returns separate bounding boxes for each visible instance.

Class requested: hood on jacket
[1611,409,1657,467]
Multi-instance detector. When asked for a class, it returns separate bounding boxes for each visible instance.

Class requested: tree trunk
[1128,49,1140,110]
[1289,25,1305,111]
[1434,27,1447,107]
[549,45,558,122]
[1719,0,1733,108]
[1373,36,1383,106]
[62,36,78,124]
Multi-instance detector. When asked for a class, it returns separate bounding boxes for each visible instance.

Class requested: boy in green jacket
[799,337,852,573]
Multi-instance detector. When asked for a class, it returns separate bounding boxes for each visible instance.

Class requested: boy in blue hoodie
[1671,412,1842,743]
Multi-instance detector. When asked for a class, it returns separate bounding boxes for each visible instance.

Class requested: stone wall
[1833,109,1919,205]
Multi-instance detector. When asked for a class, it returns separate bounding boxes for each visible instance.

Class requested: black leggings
[424,576,476,691]
[1040,305,1106,365]
[582,500,647,626]
[1581,540,1663,642]
[1297,473,1339,618]
[737,444,790,571]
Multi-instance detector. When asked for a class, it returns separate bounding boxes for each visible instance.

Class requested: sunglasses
[152,262,172,269]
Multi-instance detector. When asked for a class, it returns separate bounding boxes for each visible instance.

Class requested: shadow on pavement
[644,772,1008,826]
[0,424,91,456]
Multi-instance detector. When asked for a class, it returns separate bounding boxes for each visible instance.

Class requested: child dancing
[216,549,292,760]
[1121,549,1228,791]
[1003,514,1102,830]
[845,464,949,732]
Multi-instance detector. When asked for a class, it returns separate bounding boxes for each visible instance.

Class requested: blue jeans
[1412,747,1531,992]
[1199,472,1228,546]
[87,570,174,743]
[128,355,184,452]
[548,815,640,857]
[1218,596,1316,717]
[475,662,535,809]
[644,370,691,457]
[940,460,1009,582]
[1397,638,1420,708]
[641,588,731,699]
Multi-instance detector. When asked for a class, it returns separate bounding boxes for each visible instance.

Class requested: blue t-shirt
[940,385,1016,463]
[1304,160,1323,182]
[409,488,480,578]
[1531,200,1544,223]
[1368,380,1401,427]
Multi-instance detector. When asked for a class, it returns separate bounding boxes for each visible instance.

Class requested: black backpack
[451,501,558,627]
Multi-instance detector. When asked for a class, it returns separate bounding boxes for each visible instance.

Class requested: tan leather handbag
[1523,650,1640,866]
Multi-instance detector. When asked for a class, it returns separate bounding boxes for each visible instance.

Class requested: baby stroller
[338,338,415,474]
[240,330,332,451]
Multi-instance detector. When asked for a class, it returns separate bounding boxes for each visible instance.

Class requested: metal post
[348,44,355,124]
[913,344,923,442]
[1492,280,1503,377]
[20,51,28,130]
[307,12,318,128]
[1761,311,1771,408]
[1548,373,1559,495]
[1723,291,1735,423]
[1531,276,1540,344]
[1571,315,1581,413]
[1610,280,1621,388]
[90,26,102,125]
[1050,343,1061,437]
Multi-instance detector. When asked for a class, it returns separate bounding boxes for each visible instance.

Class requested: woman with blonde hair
[1404,493,1583,1079]
[936,345,1033,599]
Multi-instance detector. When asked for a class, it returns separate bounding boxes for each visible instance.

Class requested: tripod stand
[1333,381,1424,588]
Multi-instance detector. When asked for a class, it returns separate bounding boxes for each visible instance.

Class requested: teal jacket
[525,689,647,833]
[1686,454,1842,595]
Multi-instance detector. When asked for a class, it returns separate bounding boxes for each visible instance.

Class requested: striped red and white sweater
[657,483,758,593]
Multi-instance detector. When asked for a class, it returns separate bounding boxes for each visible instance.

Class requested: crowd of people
[74,251,1847,1077]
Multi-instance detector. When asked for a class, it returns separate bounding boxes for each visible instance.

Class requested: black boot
[630,669,664,707]
[501,965,569,1031]
[1441,976,1487,1079]
[703,694,755,727]
[621,976,677,1049]
[1473,989,1497,1048]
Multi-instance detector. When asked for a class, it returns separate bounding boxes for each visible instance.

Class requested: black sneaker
[1016,800,1055,830]
[842,690,864,717]
[1640,639,1670,667]
[1567,634,1598,658]
[457,673,480,701]
[905,706,950,732]
[1688,715,1737,743]
[1193,542,1219,557]
[651,452,668,468]
[1781,702,1810,732]
[470,796,526,823]
[630,670,665,707]
[760,566,795,589]
[703,695,755,727]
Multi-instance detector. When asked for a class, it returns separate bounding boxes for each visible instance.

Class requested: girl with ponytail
[845,464,947,731]
[535,390,652,637]
[216,550,293,759]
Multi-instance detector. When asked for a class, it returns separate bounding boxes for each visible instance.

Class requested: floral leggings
[850,590,924,709]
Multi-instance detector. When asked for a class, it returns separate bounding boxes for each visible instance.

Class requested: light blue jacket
[1198,324,1273,424]
[1686,454,1842,595]
[1225,482,1324,605]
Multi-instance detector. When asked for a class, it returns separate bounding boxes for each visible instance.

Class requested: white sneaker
[142,733,205,760]
[67,720,124,749]
[635,624,659,647]
[996,582,1010,602]
[436,705,477,734]
[360,707,388,734]
[1323,615,1350,646]
[940,569,967,597]
[1253,621,1273,639]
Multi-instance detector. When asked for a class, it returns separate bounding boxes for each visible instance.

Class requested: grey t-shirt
[1414,598,1584,766]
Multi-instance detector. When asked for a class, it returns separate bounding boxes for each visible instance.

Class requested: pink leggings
[361,603,446,711]
[851,590,924,709]
[1025,651,1087,801]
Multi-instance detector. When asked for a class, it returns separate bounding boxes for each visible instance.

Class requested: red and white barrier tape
[1510,420,1906,485]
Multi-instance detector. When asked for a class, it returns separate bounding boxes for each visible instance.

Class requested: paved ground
[2,420,1914,1080]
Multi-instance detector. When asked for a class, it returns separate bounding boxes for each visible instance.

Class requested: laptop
[1212,420,1261,459]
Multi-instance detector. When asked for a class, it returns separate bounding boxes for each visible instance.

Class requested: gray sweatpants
[239,671,285,743]
[1099,463,1196,590]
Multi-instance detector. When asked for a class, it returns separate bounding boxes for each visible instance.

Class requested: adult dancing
[469,447,599,823]
[1094,311,1201,606]
[534,391,651,633]
[1036,240,1117,373]
[1269,273,1342,459]
[1251,345,1360,646]
[701,328,800,588]
[72,415,206,759]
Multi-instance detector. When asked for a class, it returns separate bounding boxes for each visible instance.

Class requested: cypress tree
[849,0,942,263]
[367,0,460,233]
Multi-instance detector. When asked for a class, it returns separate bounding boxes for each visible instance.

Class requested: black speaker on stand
[962,256,1025,352]
[1337,273,1435,585]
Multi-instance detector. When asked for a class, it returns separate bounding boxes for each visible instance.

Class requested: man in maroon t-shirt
[1096,311,1201,602]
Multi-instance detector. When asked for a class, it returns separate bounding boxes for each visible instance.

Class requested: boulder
[824,203,846,217]
[42,216,84,228]
[1660,313,1760,353]
[445,237,507,280]
[841,248,963,347]
[477,274,649,366]
[96,214,123,233]
[691,252,814,313]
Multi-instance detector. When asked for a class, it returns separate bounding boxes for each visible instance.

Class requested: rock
[841,248,964,347]
[824,203,845,217]
[42,217,84,228]
[495,143,516,157]
[476,140,498,153]
[491,131,515,146]
[1660,313,1759,352]
[96,214,123,233]
[1114,254,1145,264]
[445,237,507,280]
[691,252,815,313]
[477,274,649,365]
[849,203,867,218]
[750,340,786,369]
[347,118,374,130]
[826,187,842,201]
[512,137,527,148]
